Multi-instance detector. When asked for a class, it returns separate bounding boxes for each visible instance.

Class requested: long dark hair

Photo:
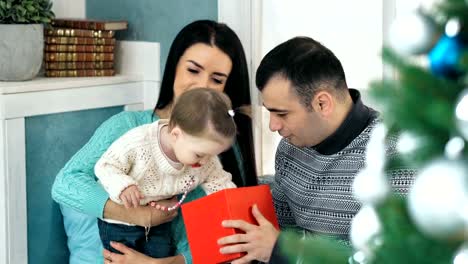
[154,20,257,187]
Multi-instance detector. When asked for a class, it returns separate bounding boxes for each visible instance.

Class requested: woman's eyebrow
[187,60,203,68]
[213,72,228,78]
[187,60,228,77]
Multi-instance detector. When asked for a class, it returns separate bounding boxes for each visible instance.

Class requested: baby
[95,88,238,258]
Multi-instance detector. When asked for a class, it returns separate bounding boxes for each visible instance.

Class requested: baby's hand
[149,196,178,211]
[120,185,144,209]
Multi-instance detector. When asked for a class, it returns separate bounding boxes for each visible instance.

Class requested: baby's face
[172,128,232,167]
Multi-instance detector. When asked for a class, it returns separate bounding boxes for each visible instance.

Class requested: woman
[51,20,257,264]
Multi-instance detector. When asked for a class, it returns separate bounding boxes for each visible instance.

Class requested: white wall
[262,0,385,90]
[51,0,85,18]
[259,0,390,174]
[220,0,397,175]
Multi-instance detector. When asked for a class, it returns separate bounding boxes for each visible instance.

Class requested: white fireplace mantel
[0,41,160,264]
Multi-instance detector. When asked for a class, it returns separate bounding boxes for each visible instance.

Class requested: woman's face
[173,43,233,98]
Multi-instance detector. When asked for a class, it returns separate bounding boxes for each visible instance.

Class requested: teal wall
[86,0,218,72]
[25,2,218,262]
[26,106,123,264]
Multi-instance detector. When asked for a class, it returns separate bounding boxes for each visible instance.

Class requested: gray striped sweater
[271,91,414,241]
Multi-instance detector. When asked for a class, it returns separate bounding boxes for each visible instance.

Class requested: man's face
[261,75,330,148]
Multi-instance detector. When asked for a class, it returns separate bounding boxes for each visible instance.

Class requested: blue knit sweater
[51,110,211,263]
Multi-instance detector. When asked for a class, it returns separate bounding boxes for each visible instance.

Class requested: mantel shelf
[0,74,144,95]
[0,40,161,264]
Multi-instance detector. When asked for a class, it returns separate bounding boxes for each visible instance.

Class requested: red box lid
[181,185,279,264]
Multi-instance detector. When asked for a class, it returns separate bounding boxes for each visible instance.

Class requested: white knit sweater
[95,120,236,208]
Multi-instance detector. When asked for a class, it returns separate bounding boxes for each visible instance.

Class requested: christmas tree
[282,0,468,263]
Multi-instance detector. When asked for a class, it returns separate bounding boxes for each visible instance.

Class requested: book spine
[45,69,115,77]
[45,44,115,53]
[52,20,107,30]
[45,28,115,38]
[45,61,114,70]
[45,36,115,45]
[45,53,114,62]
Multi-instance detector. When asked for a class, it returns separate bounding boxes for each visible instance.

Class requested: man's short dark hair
[256,36,348,108]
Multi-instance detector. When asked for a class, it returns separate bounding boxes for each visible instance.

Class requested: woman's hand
[104,242,155,264]
[217,204,280,264]
[103,197,178,227]
[104,241,186,264]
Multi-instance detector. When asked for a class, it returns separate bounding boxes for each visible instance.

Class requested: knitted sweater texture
[272,119,414,239]
[51,110,203,263]
[95,120,236,208]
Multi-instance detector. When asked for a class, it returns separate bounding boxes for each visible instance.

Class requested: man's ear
[311,91,334,117]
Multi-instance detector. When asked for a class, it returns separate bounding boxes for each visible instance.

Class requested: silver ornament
[351,206,382,254]
[389,11,437,55]
[446,18,461,37]
[353,169,389,206]
[453,242,468,264]
[445,137,465,160]
[365,123,387,170]
[353,123,389,205]
[349,251,369,264]
[408,159,468,241]
[397,132,421,154]
[456,89,468,140]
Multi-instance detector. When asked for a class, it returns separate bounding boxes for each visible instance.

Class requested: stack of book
[44,18,128,77]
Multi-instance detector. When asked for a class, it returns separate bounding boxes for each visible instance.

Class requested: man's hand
[120,185,143,208]
[217,204,280,264]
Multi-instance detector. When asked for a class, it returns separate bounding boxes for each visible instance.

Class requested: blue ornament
[428,34,465,79]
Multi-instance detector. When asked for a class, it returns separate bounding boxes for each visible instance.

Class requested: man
[217,36,412,263]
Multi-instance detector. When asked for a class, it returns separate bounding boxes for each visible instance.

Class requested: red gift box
[181,185,279,264]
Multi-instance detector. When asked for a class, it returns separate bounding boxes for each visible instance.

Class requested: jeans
[61,205,104,264]
[97,219,172,258]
